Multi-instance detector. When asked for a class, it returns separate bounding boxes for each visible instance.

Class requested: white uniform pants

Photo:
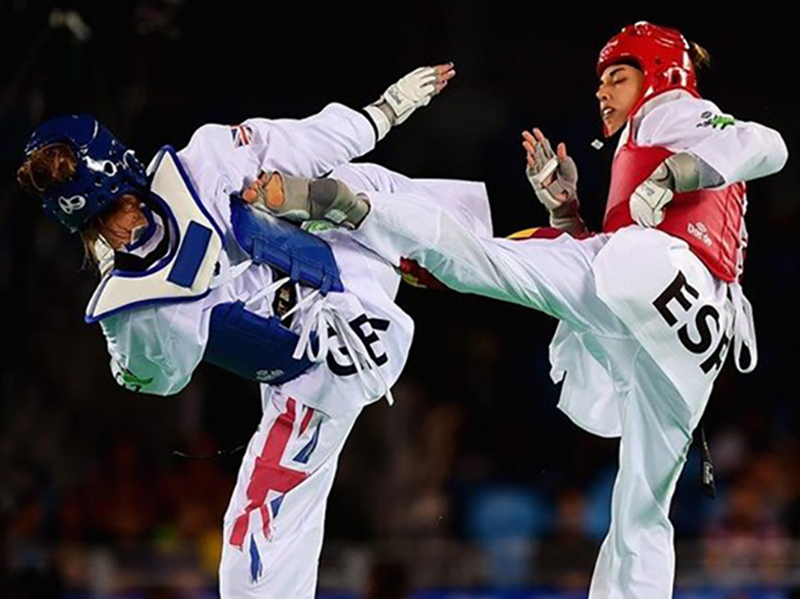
[351,192,734,599]
[218,163,491,598]
[220,389,361,598]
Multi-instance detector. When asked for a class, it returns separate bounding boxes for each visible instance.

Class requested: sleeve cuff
[362,105,392,142]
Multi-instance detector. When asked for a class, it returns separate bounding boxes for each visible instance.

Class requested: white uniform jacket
[553,90,788,437]
[95,104,413,416]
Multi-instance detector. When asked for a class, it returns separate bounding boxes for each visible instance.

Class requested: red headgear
[597,22,699,136]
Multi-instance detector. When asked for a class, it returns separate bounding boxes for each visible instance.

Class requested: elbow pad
[664,152,725,192]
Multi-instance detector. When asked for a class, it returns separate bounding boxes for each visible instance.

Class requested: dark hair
[17,143,105,267]
[617,58,643,71]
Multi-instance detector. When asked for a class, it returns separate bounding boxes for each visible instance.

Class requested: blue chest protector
[204,195,344,385]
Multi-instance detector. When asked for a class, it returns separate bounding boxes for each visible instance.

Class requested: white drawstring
[290,294,394,405]
[243,275,291,307]
[210,259,253,290]
[290,291,329,362]
[280,288,322,323]
[225,269,393,405]
[728,192,757,374]
[327,301,394,405]
[729,281,757,374]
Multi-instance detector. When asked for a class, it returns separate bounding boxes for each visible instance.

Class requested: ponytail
[688,41,712,72]
[17,144,102,267]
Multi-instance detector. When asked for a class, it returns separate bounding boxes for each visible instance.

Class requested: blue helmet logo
[24,115,148,232]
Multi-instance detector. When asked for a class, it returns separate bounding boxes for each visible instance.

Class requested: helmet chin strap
[128,203,156,247]
[96,199,152,250]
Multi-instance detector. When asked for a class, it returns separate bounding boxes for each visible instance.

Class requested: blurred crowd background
[1,1,798,598]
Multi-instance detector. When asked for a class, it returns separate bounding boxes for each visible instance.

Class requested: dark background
[1,1,798,597]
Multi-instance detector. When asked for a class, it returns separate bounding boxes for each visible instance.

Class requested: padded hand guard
[630,161,675,228]
[381,67,439,125]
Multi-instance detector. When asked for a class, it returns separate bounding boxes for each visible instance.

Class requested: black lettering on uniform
[351,315,390,366]
[700,332,730,374]
[325,316,391,376]
[326,335,356,376]
[653,271,700,326]
[678,305,720,355]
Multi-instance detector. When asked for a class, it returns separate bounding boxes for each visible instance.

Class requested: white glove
[380,66,440,125]
[365,64,454,140]
[525,134,581,230]
[630,162,675,228]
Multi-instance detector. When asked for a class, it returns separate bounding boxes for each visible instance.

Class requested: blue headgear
[23,115,148,232]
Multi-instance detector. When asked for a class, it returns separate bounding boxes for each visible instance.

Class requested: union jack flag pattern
[229,397,323,551]
[231,124,254,149]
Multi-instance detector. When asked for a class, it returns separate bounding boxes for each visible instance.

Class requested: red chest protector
[603,139,747,282]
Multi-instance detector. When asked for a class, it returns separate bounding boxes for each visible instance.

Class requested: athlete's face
[97,194,147,249]
[596,64,645,136]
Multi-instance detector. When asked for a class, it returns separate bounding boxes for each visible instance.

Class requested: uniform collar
[618,89,696,149]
